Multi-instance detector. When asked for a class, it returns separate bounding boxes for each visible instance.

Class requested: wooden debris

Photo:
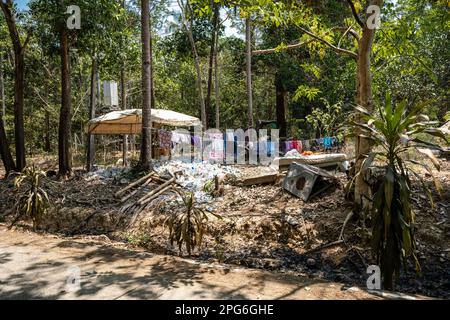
[120,177,153,203]
[114,172,153,198]
[137,177,176,205]
[241,173,279,186]
[140,184,173,206]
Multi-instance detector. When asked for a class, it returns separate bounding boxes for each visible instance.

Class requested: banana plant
[11,166,50,230]
[350,94,447,290]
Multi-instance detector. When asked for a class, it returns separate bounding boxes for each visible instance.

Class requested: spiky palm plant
[166,192,221,256]
[351,95,447,290]
[11,166,50,230]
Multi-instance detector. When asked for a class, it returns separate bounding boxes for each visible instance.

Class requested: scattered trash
[153,161,241,203]
[283,163,339,201]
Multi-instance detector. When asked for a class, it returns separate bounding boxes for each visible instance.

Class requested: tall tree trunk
[205,4,219,128]
[120,65,128,167]
[275,74,287,139]
[354,0,383,208]
[14,51,25,170]
[58,21,72,177]
[149,15,156,110]
[140,0,152,169]
[178,0,206,129]
[121,0,129,167]
[245,17,254,128]
[0,111,15,174]
[0,54,5,128]
[0,51,15,174]
[214,35,220,129]
[44,111,51,152]
[87,57,97,172]
[0,1,28,171]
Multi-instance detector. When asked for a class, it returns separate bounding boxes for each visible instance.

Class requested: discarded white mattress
[88,109,202,134]
[273,153,348,169]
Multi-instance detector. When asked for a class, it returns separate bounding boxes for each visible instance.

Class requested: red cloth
[292,140,303,153]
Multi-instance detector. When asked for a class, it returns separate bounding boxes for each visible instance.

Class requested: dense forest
[0,0,449,298]
[0,0,447,171]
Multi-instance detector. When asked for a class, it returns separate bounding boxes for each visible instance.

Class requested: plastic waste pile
[153,160,241,203]
[84,166,131,182]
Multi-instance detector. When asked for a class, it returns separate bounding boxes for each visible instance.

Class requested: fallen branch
[114,172,153,198]
[137,177,175,205]
[339,210,354,240]
[139,184,173,206]
[303,240,345,255]
[120,177,153,203]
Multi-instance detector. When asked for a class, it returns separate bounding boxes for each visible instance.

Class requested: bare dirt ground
[0,225,387,300]
[0,157,448,299]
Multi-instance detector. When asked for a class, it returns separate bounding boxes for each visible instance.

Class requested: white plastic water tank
[103,81,118,106]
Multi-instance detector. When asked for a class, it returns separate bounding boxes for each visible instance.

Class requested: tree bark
[44,110,51,152]
[214,33,220,129]
[0,111,15,174]
[87,57,97,172]
[150,15,155,110]
[121,0,129,168]
[205,4,219,128]
[275,74,287,139]
[178,0,207,129]
[120,65,128,167]
[140,0,152,169]
[0,54,5,128]
[58,18,72,177]
[0,52,15,174]
[0,1,29,171]
[246,17,254,128]
[354,0,384,208]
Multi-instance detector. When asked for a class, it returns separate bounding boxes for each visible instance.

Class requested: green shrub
[351,95,447,290]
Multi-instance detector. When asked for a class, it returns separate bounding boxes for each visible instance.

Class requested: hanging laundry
[292,140,303,153]
[208,133,224,161]
[258,136,268,156]
[158,130,172,149]
[226,132,235,142]
[171,131,191,146]
[324,137,333,149]
[192,135,202,148]
[285,141,294,152]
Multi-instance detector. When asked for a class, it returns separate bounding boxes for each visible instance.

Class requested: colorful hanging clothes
[192,135,202,148]
[324,137,333,149]
[292,140,303,153]
[158,130,172,149]
[285,141,294,152]
[208,133,224,161]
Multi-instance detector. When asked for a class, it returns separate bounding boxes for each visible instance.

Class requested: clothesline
[157,130,343,146]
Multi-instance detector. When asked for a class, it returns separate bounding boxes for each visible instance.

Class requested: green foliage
[166,192,221,255]
[125,232,152,247]
[351,94,447,289]
[306,99,344,137]
[293,85,321,102]
[444,111,450,122]
[11,166,50,230]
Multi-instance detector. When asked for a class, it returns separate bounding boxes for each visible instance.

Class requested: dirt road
[0,225,420,300]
